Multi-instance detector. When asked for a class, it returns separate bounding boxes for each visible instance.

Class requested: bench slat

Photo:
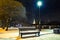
[21,32,39,35]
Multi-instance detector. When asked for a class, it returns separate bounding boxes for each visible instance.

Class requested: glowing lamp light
[37,1,42,7]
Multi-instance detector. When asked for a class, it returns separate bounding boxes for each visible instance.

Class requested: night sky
[16,0,60,24]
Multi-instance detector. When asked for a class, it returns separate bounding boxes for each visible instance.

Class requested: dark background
[16,0,60,24]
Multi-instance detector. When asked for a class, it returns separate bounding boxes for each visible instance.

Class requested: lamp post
[37,1,42,25]
[37,1,42,36]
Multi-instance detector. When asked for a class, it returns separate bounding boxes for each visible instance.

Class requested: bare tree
[0,0,26,31]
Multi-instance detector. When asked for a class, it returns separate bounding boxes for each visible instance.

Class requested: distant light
[33,19,35,24]
[37,1,42,7]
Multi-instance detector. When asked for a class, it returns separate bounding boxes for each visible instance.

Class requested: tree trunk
[5,26,8,31]
[5,19,9,31]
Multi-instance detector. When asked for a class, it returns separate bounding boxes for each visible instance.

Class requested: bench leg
[21,34,22,38]
[35,33,37,36]
[38,32,40,36]
[35,32,40,36]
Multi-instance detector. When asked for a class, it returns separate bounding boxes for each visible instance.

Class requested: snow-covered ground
[0,28,60,40]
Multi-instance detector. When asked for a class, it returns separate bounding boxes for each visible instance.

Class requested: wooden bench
[19,26,40,38]
[53,28,60,34]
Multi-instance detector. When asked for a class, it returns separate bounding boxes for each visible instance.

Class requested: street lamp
[37,1,42,36]
[37,1,42,24]
[37,1,42,8]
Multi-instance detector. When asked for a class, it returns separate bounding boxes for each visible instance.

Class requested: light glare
[37,1,42,7]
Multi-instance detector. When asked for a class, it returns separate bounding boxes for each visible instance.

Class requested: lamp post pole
[39,7,40,25]
[37,1,42,36]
